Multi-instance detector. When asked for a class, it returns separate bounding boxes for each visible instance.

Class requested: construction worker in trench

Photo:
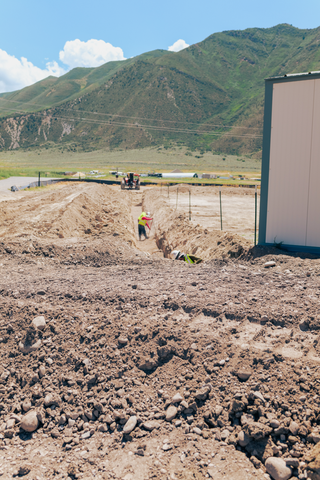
[138,211,153,241]
[170,250,202,264]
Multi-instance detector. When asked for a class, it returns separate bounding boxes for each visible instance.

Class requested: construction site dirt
[1,182,320,480]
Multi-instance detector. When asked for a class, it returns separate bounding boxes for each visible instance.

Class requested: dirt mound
[0,182,136,246]
[144,188,251,260]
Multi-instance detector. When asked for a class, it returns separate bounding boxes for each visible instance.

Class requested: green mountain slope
[1,24,320,156]
[0,50,173,116]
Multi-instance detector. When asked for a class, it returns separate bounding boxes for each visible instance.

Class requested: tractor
[121,172,140,190]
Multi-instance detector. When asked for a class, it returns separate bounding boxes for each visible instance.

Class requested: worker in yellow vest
[138,212,153,240]
[170,250,202,264]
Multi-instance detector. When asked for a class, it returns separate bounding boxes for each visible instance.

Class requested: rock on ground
[20,410,39,433]
[265,457,292,480]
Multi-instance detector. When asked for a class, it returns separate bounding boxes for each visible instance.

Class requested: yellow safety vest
[184,254,194,264]
[138,212,147,226]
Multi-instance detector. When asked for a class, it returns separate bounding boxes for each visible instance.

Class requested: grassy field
[0,146,261,184]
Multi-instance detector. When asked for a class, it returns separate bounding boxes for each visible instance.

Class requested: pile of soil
[0,182,136,247]
[144,188,251,260]
[1,183,320,480]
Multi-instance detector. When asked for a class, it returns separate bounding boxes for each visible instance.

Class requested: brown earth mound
[0,182,136,246]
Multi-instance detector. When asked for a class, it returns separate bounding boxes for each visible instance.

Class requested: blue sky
[1,0,320,92]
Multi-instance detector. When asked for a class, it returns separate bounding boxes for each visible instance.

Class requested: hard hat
[171,250,180,260]
[146,212,151,216]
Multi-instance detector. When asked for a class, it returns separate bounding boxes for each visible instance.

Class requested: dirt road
[0,182,320,480]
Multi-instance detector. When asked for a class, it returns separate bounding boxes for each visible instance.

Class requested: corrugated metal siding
[266,80,314,245]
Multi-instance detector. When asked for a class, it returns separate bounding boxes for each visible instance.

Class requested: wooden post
[189,188,191,221]
[38,172,40,187]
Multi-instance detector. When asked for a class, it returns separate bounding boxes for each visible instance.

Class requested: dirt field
[166,185,259,242]
[1,182,320,480]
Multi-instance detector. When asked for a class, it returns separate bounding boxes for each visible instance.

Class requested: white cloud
[168,39,190,52]
[59,39,126,69]
[0,49,66,93]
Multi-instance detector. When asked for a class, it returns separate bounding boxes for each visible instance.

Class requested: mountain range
[1,24,320,156]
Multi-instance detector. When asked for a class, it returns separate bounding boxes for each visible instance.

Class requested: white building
[259,71,320,252]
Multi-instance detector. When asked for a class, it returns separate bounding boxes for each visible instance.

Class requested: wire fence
[13,179,61,191]
[164,185,260,244]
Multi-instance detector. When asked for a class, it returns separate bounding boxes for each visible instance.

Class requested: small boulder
[98,424,108,432]
[44,393,61,407]
[264,261,276,268]
[238,430,251,447]
[270,419,280,429]
[143,420,160,431]
[166,406,178,421]
[231,398,247,413]
[289,420,299,436]
[20,410,39,432]
[32,316,46,331]
[243,422,273,440]
[252,391,266,404]
[195,386,210,401]
[215,405,223,416]
[123,416,137,434]
[22,399,31,412]
[285,458,299,468]
[172,393,183,403]
[237,370,252,381]
[265,457,292,480]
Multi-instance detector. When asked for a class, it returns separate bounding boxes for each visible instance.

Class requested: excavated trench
[142,187,251,261]
[130,190,164,258]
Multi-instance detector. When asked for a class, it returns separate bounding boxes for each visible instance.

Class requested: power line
[0,106,263,138]
[0,97,262,131]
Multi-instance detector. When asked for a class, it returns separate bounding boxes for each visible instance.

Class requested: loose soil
[1,182,320,480]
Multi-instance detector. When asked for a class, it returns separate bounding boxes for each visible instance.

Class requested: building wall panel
[306,79,320,247]
[266,80,314,245]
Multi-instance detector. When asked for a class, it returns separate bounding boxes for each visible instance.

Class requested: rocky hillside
[1,24,320,155]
